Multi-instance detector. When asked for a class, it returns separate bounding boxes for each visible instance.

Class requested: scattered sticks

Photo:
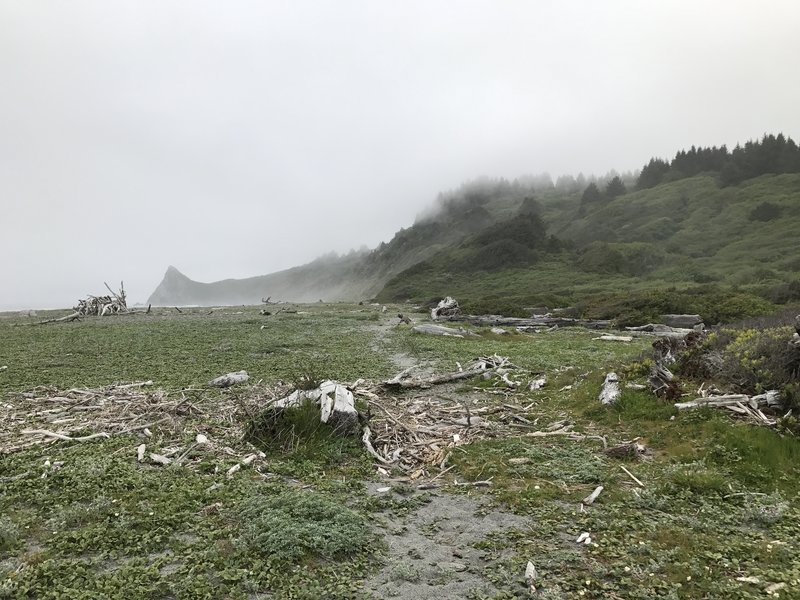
[620,465,645,487]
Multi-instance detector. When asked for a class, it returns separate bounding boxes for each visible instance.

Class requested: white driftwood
[599,372,621,405]
[447,314,611,329]
[674,390,780,411]
[384,367,482,389]
[582,485,604,505]
[22,429,110,442]
[362,426,395,464]
[412,323,476,337]
[625,323,694,338]
[209,370,250,388]
[525,561,537,594]
[149,453,172,466]
[431,296,460,320]
[791,333,800,349]
[137,444,146,462]
[273,380,360,434]
[528,376,546,391]
[40,283,128,323]
[594,335,633,342]
[620,465,644,487]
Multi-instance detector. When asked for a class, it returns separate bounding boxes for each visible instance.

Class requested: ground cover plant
[1,304,799,598]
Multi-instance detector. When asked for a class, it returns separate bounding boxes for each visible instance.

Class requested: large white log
[273,380,360,434]
[431,296,460,320]
[209,370,249,388]
[412,324,476,337]
[599,372,620,405]
[675,390,781,411]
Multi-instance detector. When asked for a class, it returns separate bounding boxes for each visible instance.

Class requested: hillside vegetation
[150,134,800,325]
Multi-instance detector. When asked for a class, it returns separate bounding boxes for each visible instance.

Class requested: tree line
[637,133,800,189]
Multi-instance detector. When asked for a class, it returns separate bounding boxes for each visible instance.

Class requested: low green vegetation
[1,305,799,598]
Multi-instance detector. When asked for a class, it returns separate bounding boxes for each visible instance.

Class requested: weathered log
[594,335,633,342]
[209,370,250,388]
[674,390,781,411]
[273,380,360,434]
[582,485,604,505]
[38,312,81,325]
[384,368,483,389]
[661,314,703,328]
[528,376,546,391]
[431,296,460,320]
[790,333,800,349]
[620,465,644,487]
[649,362,679,399]
[625,323,694,338]
[412,324,477,337]
[444,314,612,329]
[599,372,620,405]
[22,429,110,442]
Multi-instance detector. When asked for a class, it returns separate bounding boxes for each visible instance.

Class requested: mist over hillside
[149,134,800,319]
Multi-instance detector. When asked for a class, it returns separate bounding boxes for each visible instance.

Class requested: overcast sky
[2,1,799,309]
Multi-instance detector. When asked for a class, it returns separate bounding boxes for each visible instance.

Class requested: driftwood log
[661,314,703,328]
[209,371,250,388]
[625,323,695,339]
[431,297,461,320]
[412,324,477,338]
[38,282,128,324]
[674,390,781,411]
[271,380,360,435]
[599,372,621,405]
[443,315,612,329]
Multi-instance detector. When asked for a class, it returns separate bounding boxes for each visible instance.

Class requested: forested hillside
[150,134,800,323]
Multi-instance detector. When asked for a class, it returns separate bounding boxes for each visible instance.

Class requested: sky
[1,1,799,309]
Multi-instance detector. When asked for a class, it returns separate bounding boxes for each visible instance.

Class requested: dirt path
[364,485,529,599]
[367,314,419,372]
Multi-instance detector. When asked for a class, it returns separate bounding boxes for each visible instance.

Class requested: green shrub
[457,239,536,273]
[578,286,775,326]
[0,516,20,553]
[718,326,799,393]
[238,488,374,562]
[749,201,782,221]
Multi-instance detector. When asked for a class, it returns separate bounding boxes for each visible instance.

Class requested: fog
[1,1,799,309]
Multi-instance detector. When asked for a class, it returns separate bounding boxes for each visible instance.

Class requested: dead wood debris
[39,282,128,324]
[0,382,274,472]
[674,389,782,426]
[430,296,461,321]
[356,379,607,476]
[604,440,647,460]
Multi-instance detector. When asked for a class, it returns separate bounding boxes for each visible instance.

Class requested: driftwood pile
[74,284,127,316]
[638,325,789,427]
[0,381,273,474]
[675,389,783,426]
[39,282,129,324]
[430,296,461,320]
[357,388,599,477]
